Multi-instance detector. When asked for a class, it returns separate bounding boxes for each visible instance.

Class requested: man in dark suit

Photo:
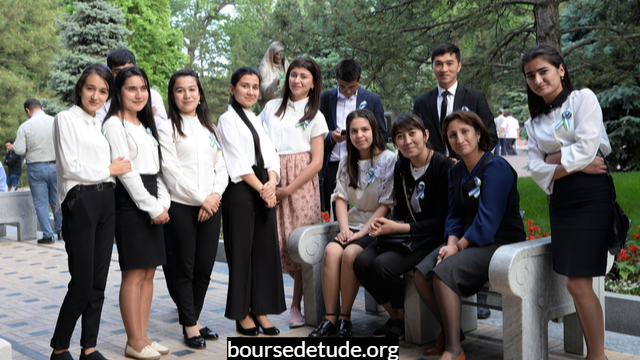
[413,43,497,155]
[319,59,387,212]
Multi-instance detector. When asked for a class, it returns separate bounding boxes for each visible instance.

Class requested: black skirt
[549,172,612,277]
[114,175,166,270]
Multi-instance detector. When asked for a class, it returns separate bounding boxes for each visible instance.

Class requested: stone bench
[0,336,11,360]
[288,222,609,360]
[0,191,37,241]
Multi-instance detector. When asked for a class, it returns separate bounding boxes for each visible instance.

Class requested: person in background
[4,139,22,190]
[14,99,62,244]
[504,111,520,155]
[492,109,507,156]
[50,63,131,360]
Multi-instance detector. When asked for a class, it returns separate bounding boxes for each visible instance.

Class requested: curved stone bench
[0,191,37,241]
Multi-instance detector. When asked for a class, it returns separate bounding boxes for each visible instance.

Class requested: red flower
[543,232,547,237]
[526,219,534,225]
[617,249,631,262]
[321,211,330,223]
[634,233,639,240]
[629,244,638,256]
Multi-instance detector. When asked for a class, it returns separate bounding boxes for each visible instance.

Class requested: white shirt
[410,162,429,213]
[437,81,458,120]
[261,97,329,155]
[331,150,396,230]
[504,116,520,138]
[329,90,358,162]
[14,111,56,163]
[96,88,167,128]
[103,116,171,218]
[158,115,228,206]
[217,105,280,184]
[494,115,506,138]
[526,89,611,194]
[53,106,115,212]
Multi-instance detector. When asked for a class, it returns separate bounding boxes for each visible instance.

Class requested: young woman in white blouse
[217,67,286,336]
[158,69,228,350]
[522,44,611,360]
[260,57,328,327]
[50,64,131,360]
[103,66,170,360]
[309,109,395,338]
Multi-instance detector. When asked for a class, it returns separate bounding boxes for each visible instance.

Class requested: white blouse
[260,97,329,154]
[217,105,280,184]
[331,150,396,230]
[526,89,611,194]
[158,114,228,206]
[103,117,170,218]
[53,105,114,212]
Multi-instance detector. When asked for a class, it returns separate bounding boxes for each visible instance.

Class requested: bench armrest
[288,222,339,266]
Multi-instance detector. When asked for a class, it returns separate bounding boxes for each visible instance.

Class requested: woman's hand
[261,180,276,201]
[346,229,366,243]
[202,193,221,214]
[109,156,131,176]
[436,244,459,265]
[264,196,277,208]
[369,217,397,237]
[198,207,212,222]
[335,229,354,244]
[275,186,291,201]
[151,207,169,224]
[582,155,607,175]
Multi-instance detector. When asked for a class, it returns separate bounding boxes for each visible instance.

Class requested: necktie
[440,90,450,123]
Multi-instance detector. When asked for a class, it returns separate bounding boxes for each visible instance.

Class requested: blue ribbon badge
[209,132,221,149]
[461,106,469,111]
[365,168,376,183]
[146,127,158,146]
[101,128,108,141]
[295,119,310,131]
[468,177,482,199]
[359,100,367,109]
[415,181,425,200]
[556,108,572,131]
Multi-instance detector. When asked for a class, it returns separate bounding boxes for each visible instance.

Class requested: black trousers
[353,239,438,309]
[165,202,220,326]
[50,185,115,350]
[321,160,339,213]
[506,138,517,155]
[161,226,177,304]
[222,180,286,320]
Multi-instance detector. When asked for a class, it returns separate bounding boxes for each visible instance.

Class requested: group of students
[47,41,613,360]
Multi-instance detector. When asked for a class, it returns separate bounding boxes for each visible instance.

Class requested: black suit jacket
[413,84,497,154]
[319,87,387,177]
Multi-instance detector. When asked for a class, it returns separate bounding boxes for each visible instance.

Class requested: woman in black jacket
[353,113,453,339]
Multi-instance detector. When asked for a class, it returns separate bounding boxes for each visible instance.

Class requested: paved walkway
[1,232,639,360]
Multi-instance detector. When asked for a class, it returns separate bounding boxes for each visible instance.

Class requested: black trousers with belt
[353,239,438,309]
[165,202,221,327]
[50,184,115,350]
[222,180,286,320]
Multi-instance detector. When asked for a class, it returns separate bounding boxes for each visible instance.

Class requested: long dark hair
[346,109,388,189]
[167,69,217,139]
[73,63,115,107]
[104,66,161,162]
[390,113,431,176]
[274,57,322,122]
[229,67,266,179]
[520,44,574,119]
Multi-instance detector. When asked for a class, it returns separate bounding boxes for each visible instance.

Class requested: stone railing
[0,191,37,241]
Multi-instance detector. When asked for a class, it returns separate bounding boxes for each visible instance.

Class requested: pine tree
[48,0,130,103]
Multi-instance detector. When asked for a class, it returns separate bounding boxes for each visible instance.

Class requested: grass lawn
[518,172,640,238]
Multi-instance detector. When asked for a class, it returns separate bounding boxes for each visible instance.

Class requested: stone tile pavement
[1,233,639,360]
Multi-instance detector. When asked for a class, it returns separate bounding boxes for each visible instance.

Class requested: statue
[258,41,289,109]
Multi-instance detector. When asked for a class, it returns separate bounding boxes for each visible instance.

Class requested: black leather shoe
[57,232,63,240]
[335,319,352,338]
[308,318,336,337]
[38,236,54,244]
[51,350,73,360]
[79,350,108,360]
[199,326,219,340]
[253,315,280,336]
[477,294,491,319]
[236,320,259,336]
[183,334,206,349]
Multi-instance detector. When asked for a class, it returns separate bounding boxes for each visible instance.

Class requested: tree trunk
[534,0,562,51]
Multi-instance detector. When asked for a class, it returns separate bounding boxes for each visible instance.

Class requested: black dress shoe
[51,350,73,360]
[308,318,336,337]
[335,319,352,338]
[199,326,219,340]
[236,320,259,336]
[477,294,491,319]
[79,350,108,360]
[183,334,206,349]
[253,315,280,336]
[57,232,63,240]
[38,236,54,244]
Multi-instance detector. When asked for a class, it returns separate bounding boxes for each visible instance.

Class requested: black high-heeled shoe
[182,326,206,349]
[236,320,259,336]
[253,315,280,336]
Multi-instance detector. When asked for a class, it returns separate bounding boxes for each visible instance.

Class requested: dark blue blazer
[413,85,497,154]
[319,87,387,176]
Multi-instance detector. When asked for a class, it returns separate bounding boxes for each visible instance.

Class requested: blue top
[0,166,8,192]
[444,152,515,247]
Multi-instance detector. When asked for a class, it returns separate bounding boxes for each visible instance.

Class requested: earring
[198,100,201,105]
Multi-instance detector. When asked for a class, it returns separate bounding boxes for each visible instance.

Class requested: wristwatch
[456,242,465,252]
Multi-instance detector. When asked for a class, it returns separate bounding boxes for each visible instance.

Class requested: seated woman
[308,109,395,338]
[414,110,525,360]
[353,113,453,339]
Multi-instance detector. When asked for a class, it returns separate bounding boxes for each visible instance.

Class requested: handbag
[377,174,429,253]
[600,150,631,255]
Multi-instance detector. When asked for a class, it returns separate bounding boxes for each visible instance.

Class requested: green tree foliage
[0,0,60,144]
[110,0,187,101]
[48,0,130,103]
